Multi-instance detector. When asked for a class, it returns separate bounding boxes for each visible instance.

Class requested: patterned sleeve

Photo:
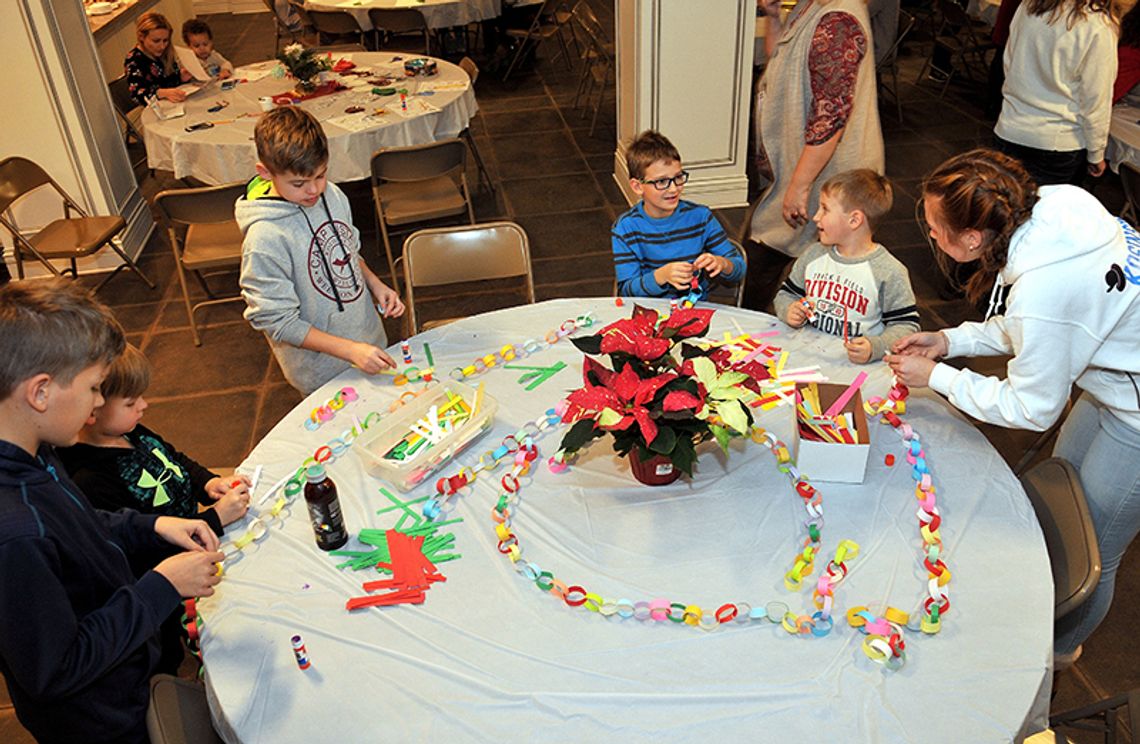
[805,12,868,146]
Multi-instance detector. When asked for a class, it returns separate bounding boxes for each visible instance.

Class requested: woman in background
[124,12,191,106]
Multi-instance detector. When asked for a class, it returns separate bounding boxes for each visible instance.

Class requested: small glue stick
[401,340,412,364]
[669,299,679,314]
[292,634,311,669]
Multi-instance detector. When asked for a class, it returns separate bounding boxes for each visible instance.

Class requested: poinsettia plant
[558,305,772,476]
[277,43,332,90]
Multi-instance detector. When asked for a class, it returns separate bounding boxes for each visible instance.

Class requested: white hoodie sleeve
[928,313,1104,432]
[1076,17,1118,164]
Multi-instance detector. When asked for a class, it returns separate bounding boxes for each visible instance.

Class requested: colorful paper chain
[447,314,596,381]
[424,402,858,635]
[302,386,358,431]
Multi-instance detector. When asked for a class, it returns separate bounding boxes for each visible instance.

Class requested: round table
[305,0,501,31]
[1107,102,1140,174]
[141,52,477,185]
[199,298,1053,743]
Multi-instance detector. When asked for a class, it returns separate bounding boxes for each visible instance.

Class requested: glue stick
[292,634,311,669]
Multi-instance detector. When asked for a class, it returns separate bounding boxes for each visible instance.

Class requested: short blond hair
[101,344,151,400]
[254,107,329,177]
[0,279,124,400]
[821,169,894,231]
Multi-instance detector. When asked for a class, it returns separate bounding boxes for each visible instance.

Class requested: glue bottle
[303,464,348,551]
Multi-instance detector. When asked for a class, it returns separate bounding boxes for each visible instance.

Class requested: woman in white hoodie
[993,0,1117,185]
[886,149,1140,663]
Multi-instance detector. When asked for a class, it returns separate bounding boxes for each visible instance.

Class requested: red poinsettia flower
[563,363,677,445]
[599,316,670,360]
[661,307,714,338]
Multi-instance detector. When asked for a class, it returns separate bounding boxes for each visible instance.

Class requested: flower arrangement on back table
[558,305,771,484]
[277,43,332,91]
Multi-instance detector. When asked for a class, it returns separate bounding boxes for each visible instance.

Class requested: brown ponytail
[920,149,1039,304]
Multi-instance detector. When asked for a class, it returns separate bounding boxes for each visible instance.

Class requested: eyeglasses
[639,171,690,191]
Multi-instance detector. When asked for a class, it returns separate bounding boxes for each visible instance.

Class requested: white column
[613,0,754,209]
[2,0,153,279]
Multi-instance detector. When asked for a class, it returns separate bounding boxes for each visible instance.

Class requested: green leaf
[560,419,602,452]
[718,399,750,435]
[671,436,697,476]
[571,334,602,355]
[648,425,677,456]
[689,356,717,389]
[597,407,624,427]
[710,424,731,453]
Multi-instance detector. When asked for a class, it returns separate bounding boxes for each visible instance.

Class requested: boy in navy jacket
[0,280,224,744]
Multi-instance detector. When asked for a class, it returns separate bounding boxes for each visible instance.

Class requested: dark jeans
[993,135,1087,186]
[741,239,795,313]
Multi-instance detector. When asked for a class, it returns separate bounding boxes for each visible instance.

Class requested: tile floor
[2,3,1137,741]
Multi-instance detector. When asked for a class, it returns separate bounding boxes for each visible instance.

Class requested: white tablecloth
[199,298,1052,743]
[141,52,477,185]
[305,0,501,31]
[1107,102,1140,173]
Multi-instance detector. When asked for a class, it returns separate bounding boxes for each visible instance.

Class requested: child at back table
[238,106,406,395]
[180,18,234,82]
[0,280,223,744]
[612,130,745,300]
[775,169,920,364]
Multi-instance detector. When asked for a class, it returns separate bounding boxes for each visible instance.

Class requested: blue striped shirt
[612,200,744,299]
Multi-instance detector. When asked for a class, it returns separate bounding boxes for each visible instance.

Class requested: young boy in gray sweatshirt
[775,169,920,364]
[238,107,405,394]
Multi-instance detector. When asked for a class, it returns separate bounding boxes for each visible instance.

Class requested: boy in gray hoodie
[238,107,405,394]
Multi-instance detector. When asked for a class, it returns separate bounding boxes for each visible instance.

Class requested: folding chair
[0,156,153,291]
[368,8,432,54]
[571,14,614,136]
[146,675,224,744]
[154,182,247,347]
[403,221,535,334]
[371,139,476,292]
[1118,161,1140,226]
[1049,688,1140,743]
[457,57,495,194]
[502,0,576,80]
[877,10,916,123]
[306,8,367,48]
[107,75,149,174]
[262,0,308,53]
[1018,458,1101,621]
[916,0,996,98]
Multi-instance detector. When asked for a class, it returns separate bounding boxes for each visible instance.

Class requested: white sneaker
[1053,645,1083,672]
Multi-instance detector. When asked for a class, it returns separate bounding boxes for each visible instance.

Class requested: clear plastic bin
[354,381,497,492]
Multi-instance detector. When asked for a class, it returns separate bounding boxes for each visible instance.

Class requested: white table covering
[141,52,477,185]
[1107,102,1140,173]
[305,0,501,31]
[200,298,1052,743]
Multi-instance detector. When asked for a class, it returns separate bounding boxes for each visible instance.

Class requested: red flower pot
[628,452,681,486]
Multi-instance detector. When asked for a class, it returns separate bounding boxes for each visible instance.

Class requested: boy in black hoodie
[0,280,224,744]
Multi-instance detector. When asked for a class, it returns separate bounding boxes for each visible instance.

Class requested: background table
[199,298,1052,742]
[305,0,501,31]
[1107,102,1140,173]
[141,52,477,185]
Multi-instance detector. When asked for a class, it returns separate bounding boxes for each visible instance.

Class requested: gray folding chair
[368,8,432,54]
[1018,458,1101,621]
[0,156,153,291]
[154,182,247,346]
[306,8,367,48]
[403,221,535,334]
[146,675,223,744]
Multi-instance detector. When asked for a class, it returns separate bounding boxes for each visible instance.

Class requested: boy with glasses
[612,130,744,299]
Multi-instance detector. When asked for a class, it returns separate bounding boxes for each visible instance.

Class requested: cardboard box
[792,382,870,484]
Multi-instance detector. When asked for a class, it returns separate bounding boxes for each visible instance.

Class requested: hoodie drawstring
[984,275,1005,320]
[299,195,359,313]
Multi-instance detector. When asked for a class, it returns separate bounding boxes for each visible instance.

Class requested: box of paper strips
[792,381,870,484]
[355,381,496,492]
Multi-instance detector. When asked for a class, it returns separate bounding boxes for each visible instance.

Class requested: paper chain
[447,314,596,381]
[302,386,358,431]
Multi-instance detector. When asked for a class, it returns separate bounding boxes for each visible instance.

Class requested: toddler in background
[775,169,920,364]
[180,18,234,82]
